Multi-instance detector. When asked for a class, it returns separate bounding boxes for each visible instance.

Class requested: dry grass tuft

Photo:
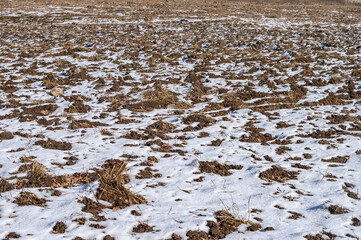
[96,161,147,209]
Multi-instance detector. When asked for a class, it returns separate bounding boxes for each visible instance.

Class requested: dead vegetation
[96,160,147,209]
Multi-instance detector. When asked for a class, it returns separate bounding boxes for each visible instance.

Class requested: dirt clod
[259,165,298,182]
[198,161,243,176]
[132,223,154,233]
[52,221,67,234]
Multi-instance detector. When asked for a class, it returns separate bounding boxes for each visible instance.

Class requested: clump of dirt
[198,161,243,176]
[351,217,360,226]
[291,163,311,170]
[96,160,147,209]
[22,104,58,116]
[131,210,141,216]
[65,101,91,113]
[288,211,303,220]
[240,122,274,144]
[304,230,337,240]
[3,232,21,239]
[52,221,67,234]
[321,155,349,164]
[328,205,348,214]
[299,129,342,139]
[68,119,108,129]
[188,81,211,103]
[208,139,224,146]
[276,122,294,129]
[326,114,360,124]
[135,167,162,179]
[187,210,260,240]
[0,178,15,193]
[35,138,72,151]
[100,129,113,136]
[78,196,106,220]
[275,146,292,155]
[103,235,115,240]
[125,85,178,112]
[13,191,47,206]
[186,230,211,240]
[132,223,154,233]
[0,131,14,140]
[123,131,148,140]
[318,93,346,106]
[207,210,247,238]
[259,165,299,182]
[146,120,175,133]
[167,233,183,240]
[182,113,215,129]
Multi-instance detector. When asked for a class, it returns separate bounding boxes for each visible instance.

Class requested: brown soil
[208,139,224,146]
[132,223,154,233]
[136,167,162,179]
[259,165,299,182]
[275,146,292,155]
[65,101,91,113]
[351,217,360,227]
[182,113,215,129]
[125,85,178,112]
[186,230,213,240]
[22,104,58,117]
[0,131,14,140]
[240,122,274,144]
[198,161,243,176]
[321,155,349,163]
[187,210,260,240]
[146,120,175,133]
[168,233,183,240]
[13,191,47,206]
[79,196,106,219]
[35,138,72,150]
[287,211,303,220]
[291,163,311,170]
[68,119,108,129]
[52,221,67,234]
[0,178,15,193]
[328,205,348,214]
[3,232,21,239]
[304,231,337,240]
[103,235,115,240]
[96,161,147,209]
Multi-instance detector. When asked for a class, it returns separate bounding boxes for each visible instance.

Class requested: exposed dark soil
[65,101,91,113]
[68,119,108,129]
[13,191,47,206]
[328,205,348,214]
[259,165,299,182]
[0,178,15,193]
[52,221,67,234]
[0,131,14,140]
[321,155,349,163]
[3,232,21,240]
[35,138,72,150]
[198,161,243,176]
[132,223,154,233]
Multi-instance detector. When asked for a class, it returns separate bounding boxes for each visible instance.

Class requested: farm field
[0,0,361,239]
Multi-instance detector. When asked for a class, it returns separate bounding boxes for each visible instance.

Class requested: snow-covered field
[0,1,361,239]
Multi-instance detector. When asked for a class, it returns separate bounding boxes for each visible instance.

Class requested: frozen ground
[0,1,361,239]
